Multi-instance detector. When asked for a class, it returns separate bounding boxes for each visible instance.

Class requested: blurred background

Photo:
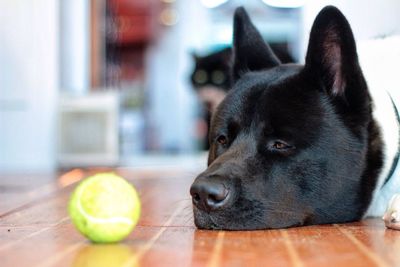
[1,0,400,172]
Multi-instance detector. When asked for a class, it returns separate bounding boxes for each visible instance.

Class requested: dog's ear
[304,6,362,97]
[232,7,280,82]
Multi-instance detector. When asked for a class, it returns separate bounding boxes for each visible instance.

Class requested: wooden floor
[1,168,400,267]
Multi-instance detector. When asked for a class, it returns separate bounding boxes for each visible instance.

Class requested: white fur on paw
[383,194,400,230]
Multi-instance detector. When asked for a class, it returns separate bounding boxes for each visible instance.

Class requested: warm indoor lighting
[262,0,304,8]
[159,8,179,26]
[58,168,85,187]
[200,0,229,9]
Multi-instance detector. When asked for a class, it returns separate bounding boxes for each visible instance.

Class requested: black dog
[190,6,400,230]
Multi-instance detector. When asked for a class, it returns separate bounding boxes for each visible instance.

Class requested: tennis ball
[68,173,141,243]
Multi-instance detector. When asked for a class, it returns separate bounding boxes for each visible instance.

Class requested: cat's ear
[232,7,280,82]
[191,51,199,62]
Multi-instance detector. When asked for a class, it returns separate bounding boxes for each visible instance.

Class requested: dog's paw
[383,194,400,230]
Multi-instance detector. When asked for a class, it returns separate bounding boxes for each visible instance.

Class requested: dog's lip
[193,206,220,229]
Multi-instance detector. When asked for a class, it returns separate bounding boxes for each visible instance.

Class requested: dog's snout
[190,177,229,211]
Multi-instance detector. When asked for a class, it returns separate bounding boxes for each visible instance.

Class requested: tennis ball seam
[76,176,135,225]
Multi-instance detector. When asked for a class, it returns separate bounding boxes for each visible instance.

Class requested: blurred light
[200,0,229,9]
[262,0,304,8]
[161,0,176,3]
[159,8,179,26]
[214,24,233,44]
[58,169,85,187]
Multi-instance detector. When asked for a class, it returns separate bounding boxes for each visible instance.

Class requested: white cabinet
[57,93,119,167]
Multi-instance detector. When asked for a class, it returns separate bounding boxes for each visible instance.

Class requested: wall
[300,0,400,60]
[145,0,209,152]
[60,0,90,95]
[0,1,59,171]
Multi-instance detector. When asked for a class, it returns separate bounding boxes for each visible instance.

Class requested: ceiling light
[200,0,229,9]
[262,0,304,8]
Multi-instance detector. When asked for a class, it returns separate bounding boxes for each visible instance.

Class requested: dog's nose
[190,177,229,211]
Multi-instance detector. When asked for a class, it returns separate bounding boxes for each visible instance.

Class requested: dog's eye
[216,135,228,146]
[273,141,288,149]
[271,140,294,151]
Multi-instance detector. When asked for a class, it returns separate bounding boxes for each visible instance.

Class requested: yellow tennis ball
[68,173,141,243]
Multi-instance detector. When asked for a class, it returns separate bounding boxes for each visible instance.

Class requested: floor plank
[1,169,399,267]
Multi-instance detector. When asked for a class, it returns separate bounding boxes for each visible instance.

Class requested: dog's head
[190,6,382,230]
